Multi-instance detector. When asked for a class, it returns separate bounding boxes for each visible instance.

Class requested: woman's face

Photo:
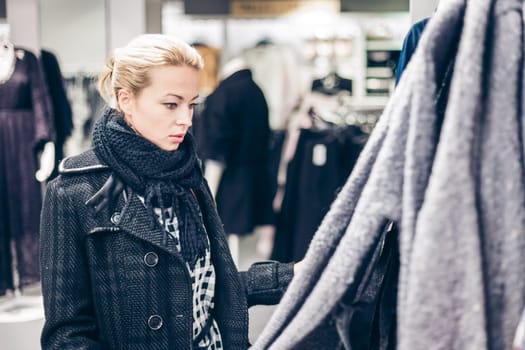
[119,65,200,151]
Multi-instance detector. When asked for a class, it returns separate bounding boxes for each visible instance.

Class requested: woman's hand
[293,259,305,275]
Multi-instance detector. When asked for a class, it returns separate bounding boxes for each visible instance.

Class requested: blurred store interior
[0,0,438,348]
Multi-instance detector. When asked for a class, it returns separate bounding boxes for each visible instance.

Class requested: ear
[117,89,134,115]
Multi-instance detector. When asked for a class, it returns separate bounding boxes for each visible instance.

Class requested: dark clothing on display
[198,69,272,234]
[395,17,430,85]
[267,129,287,224]
[40,147,294,350]
[311,73,353,96]
[0,47,54,295]
[271,126,367,263]
[63,75,107,156]
[40,49,73,179]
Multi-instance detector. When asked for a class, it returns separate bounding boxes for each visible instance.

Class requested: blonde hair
[98,34,204,111]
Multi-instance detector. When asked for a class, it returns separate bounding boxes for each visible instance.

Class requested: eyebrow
[165,93,200,101]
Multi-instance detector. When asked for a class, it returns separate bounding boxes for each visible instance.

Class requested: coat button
[148,315,163,330]
[110,212,121,225]
[144,252,159,267]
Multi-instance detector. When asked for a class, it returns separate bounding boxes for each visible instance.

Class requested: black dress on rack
[272,125,368,263]
[0,48,54,295]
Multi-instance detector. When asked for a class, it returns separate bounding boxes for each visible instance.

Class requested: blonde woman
[40,34,295,350]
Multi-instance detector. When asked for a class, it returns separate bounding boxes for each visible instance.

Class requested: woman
[40,34,295,350]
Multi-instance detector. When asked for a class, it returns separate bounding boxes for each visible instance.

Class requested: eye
[189,103,199,110]
[163,103,178,110]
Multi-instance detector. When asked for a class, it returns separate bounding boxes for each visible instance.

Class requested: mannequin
[0,23,55,295]
[35,141,55,182]
[0,24,55,182]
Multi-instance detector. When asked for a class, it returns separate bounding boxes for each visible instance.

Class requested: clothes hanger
[312,69,353,96]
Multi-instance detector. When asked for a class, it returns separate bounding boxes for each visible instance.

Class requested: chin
[162,144,180,152]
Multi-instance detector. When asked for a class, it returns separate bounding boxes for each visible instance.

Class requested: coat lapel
[117,192,177,255]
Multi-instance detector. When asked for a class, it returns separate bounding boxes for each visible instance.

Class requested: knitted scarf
[93,108,209,264]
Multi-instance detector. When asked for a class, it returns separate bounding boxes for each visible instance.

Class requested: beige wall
[6,0,40,52]
[410,0,439,23]
[107,0,146,51]
[38,0,149,74]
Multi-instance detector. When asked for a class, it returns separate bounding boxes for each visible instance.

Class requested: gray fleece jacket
[252,0,525,349]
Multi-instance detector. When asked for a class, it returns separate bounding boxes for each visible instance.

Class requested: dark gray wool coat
[39,149,294,350]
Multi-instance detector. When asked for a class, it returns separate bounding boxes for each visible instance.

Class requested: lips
[169,133,185,142]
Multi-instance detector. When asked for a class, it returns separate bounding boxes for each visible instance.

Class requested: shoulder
[55,148,110,197]
[47,149,111,208]
[58,148,110,175]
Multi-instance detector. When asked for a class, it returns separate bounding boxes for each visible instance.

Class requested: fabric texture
[0,47,54,295]
[252,0,525,349]
[40,148,295,350]
[92,108,208,264]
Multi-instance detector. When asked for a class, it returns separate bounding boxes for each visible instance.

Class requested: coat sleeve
[239,260,294,307]
[40,179,102,349]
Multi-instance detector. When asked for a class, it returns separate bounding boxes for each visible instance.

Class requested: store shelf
[366,39,403,51]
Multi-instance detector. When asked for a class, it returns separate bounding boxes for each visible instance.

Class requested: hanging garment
[271,126,367,263]
[395,17,430,85]
[252,0,525,349]
[271,90,360,215]
[243,43,302,131]
[0,47,54,295]
[192,43,221,96]
[63,75,105,157]
[40,49,73,179]
[266,129,287,225]
[198,69,272,235]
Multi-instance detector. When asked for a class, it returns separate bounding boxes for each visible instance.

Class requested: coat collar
[59,148,109,175]
[116,191,177,255]
[66,149,183,258]
[84,172,181,257]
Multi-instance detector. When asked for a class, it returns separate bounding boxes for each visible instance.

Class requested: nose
[175,106,193,127]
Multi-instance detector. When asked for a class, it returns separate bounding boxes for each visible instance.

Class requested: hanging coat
[198,69,272,235]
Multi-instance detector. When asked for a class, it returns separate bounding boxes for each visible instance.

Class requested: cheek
[147,116,177,140]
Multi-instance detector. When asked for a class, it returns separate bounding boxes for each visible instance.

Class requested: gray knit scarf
[93,107,209,264]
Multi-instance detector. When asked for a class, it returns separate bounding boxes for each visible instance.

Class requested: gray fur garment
[252,0,525,349]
